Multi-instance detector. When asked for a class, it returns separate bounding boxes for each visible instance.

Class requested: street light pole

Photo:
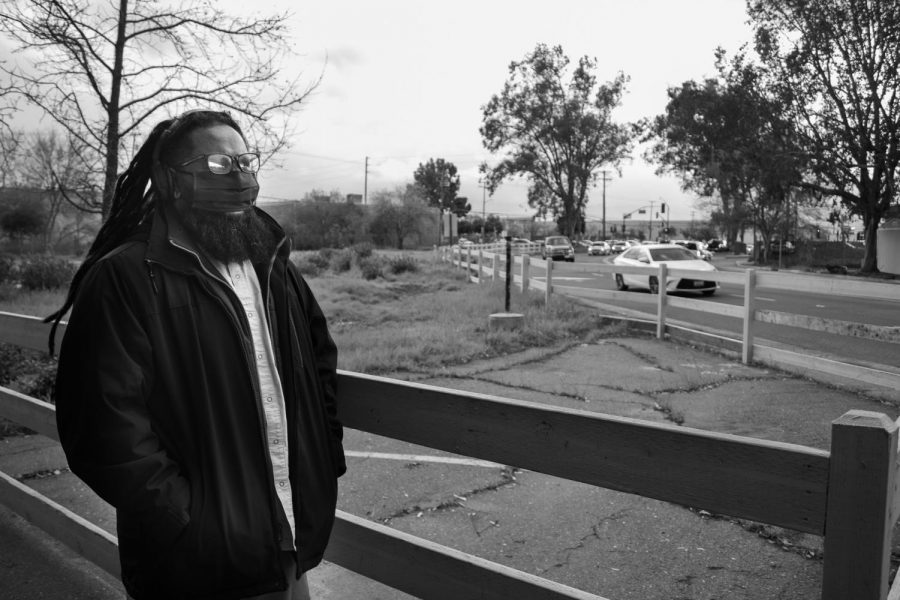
[600,170,611,240]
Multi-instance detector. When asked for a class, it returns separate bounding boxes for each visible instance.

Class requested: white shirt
[213,259,296,545]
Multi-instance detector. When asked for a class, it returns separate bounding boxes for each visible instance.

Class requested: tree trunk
[101,0,129,220]
[860,217,879,273]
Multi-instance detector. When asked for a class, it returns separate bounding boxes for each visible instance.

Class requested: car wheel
[702,289,716,296]
[615,274,628,291]
[566,257,574,262]
[649,276,659,295]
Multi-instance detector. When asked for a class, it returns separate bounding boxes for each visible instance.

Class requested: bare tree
[0,0,321,217]
[21,130,97,250]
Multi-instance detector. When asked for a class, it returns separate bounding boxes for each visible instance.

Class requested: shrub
[291,254,323,277]
[329,248,353,273]
[18,255,75,290]
[358,256,384,280]
[387,255,419,275]
[351,242,375,260]
[0,255,16,284]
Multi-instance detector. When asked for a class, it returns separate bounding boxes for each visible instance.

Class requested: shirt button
[279,481,286,487]
[272,439,279,444]
[257,353,263,359]
[266,396,272,402]
[235,274,241,280]
[247,311,254,318]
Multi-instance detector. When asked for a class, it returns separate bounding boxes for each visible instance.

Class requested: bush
[329,248,353,273]
[387,255,419,275]
[351,242,375,260]
[358,256,384,280]
[18,255,75,290]
[0,254,16,284]
[291,254,323,277]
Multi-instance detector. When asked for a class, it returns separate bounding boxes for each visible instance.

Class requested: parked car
[769,239,796,255]
[610,240,628,253]
[612,243,719,296]
[541,235,575,262]
[673,240,713,261]
[706,239,729,252]
[587,240,611,256]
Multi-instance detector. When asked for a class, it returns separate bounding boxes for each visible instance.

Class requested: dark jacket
[54,207,346,599]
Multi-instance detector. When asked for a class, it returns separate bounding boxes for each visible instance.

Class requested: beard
[179,208,277,264]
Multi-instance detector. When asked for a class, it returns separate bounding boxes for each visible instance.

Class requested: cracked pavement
[338,333,900,599]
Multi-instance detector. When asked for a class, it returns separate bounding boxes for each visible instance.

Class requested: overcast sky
[8,0,757,223]
[246,0,756,222]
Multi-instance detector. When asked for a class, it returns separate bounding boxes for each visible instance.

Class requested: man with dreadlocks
[48,110,345,600]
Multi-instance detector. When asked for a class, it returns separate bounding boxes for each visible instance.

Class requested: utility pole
[364,156,369,205]
[649,200,655,241]
[480,182,487,241]
[599,170,612,240]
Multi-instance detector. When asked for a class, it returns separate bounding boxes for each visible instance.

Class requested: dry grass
[309,256,615,374]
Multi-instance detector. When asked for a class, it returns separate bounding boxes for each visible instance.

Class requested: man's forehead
[178,124,246,158]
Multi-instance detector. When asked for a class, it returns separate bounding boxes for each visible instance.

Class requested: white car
[612,243,719,296]
[587,241,611,256]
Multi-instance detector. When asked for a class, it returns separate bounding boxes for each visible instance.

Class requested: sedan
[612,244,719,296]
[587,241,611,256]
[610,240,628,253]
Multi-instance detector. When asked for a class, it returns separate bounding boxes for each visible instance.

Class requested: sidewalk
[1,324,899,599]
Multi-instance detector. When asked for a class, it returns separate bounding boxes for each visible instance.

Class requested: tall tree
[645,49,807,256]
[413,158,462,216]
[480,44,635,238]
[0,0,319,218]
[749,0,900,272]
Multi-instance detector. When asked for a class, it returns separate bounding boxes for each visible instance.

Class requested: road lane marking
[345,451,504,468]
[728,294,775,302]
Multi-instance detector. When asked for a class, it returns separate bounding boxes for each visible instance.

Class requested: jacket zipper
[154,240,289,550]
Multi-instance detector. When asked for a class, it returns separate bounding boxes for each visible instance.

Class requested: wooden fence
[443,245,900,393]
[2,310,900,599]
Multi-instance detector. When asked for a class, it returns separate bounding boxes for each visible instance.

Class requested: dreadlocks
[45,110,245,353]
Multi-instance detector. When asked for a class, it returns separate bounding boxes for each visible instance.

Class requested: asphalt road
[545,253,900,370]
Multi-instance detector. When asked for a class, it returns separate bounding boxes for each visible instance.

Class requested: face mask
[172,169,260,213]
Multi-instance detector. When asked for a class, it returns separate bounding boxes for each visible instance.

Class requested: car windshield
[546,237,569,245]
[649,247,698,261]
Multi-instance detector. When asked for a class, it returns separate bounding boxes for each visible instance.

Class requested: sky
[5,0,758,224]
[246,0,757,223]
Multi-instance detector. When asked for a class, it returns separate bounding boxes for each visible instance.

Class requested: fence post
[466,246,473,280]
[521,254,530,293]
[492,253,499,283]
[656,263,668,339]
[822,410,897,600]
[544,258,553,306]
[477,249,483,284]
[742,269,756,364]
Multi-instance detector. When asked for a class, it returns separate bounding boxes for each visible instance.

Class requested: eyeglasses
[172,153,260,175]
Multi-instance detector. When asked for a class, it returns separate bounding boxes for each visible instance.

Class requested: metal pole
[481,184,486,242]
[505,234,512,312]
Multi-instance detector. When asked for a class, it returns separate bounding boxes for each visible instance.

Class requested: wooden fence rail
[442,246,900,392]
[2,311,900,598]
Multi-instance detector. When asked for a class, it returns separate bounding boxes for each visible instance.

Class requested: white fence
[442,245,900,392]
